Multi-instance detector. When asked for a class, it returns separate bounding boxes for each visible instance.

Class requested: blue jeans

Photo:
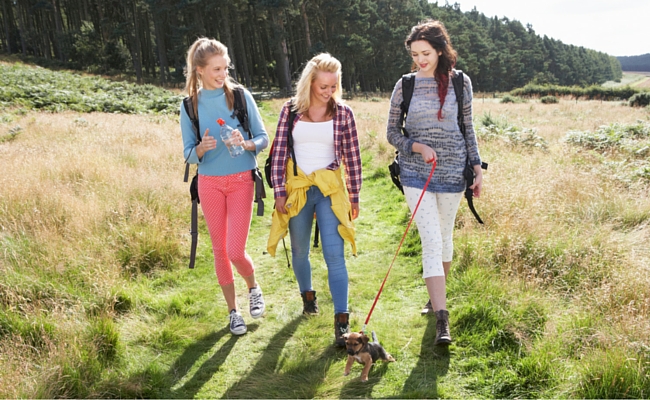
[289,186,349,313]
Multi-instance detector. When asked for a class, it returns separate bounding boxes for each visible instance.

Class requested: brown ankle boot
[334,312,350,347]
[434,309,452,346]
[301,290,319,315]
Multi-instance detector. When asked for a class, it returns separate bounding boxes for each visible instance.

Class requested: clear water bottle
[217,118,244,158]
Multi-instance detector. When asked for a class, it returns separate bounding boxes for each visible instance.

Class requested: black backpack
[182,86,266,269]
[389,70,488,224]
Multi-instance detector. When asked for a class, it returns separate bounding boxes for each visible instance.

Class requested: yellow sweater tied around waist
[267,159,357,257]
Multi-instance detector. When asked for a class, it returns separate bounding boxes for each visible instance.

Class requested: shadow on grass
[172,324,260,398]
[221,316,343,399]
[116,323,250,398]
[339,359,392,397]
[398,315,450,398]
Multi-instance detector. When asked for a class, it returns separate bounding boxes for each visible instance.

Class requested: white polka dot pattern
[198,172,256,285]
[403,187,463,278]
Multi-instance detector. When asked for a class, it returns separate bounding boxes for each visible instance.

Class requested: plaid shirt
[270,101,362,203]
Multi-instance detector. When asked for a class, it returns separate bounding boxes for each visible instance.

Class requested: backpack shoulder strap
[451,70,465,135]
[399,73,416,136]
[232,86,252,139]
[183,96,201,267]
[183,96,201,142]
[183,96,201,182]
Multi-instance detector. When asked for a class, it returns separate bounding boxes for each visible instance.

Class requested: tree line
[0,0,622,93]
[617,54,650,72]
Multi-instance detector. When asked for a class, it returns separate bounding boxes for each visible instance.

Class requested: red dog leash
[362,160,436,333]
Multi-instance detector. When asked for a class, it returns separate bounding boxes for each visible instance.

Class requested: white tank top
[292,120,335,175]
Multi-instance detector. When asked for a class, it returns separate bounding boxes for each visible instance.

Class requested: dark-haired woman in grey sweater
[386,20,483,346]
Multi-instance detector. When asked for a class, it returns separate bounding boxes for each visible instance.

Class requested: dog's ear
[361,333,370,344]
[342,333,350,340]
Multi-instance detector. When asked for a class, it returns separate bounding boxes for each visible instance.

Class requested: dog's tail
[372,331,378,344]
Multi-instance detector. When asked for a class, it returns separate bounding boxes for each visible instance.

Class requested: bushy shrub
[477,113,548,151]
[629,92,650,107]
[540,96,559,104]
[565,122,650,153]
[510,84,639,101]
[501,95,526,104]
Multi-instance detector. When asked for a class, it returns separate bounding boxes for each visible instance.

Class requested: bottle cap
[217,118,225,126]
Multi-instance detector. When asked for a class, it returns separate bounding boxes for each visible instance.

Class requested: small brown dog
[343,331,395,382]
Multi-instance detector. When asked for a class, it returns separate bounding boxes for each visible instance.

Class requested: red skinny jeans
[198,171,255,285]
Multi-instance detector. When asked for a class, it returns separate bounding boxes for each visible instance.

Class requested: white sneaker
[229,310,247,335]
[248,286,266,319]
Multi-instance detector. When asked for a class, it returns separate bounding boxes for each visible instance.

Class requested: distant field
[626,71,650,76]
[627,71,650,89]
[603,71,650,89]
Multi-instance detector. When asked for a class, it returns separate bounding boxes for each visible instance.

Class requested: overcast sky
[455,0,650,57]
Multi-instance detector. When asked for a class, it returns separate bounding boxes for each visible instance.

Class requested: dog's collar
[350,343,369,356]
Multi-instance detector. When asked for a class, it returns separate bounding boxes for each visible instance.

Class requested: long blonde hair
[184,37,238,112]
[293,53,342,117]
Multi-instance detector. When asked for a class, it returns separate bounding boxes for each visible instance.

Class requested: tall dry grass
[0,111,186,396]
[468,100,650,348]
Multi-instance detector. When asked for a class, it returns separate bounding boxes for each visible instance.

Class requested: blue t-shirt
[180,87,268,176]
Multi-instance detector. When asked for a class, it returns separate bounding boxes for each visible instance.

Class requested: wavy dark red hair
[405,20,458,120]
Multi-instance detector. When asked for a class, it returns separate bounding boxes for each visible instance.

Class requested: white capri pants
[403,187,464,278]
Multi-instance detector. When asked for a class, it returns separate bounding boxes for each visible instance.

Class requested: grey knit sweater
[386,71,481,193]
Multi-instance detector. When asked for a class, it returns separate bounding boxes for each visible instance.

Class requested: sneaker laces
[230,312,245,329]
[249,290,264,311]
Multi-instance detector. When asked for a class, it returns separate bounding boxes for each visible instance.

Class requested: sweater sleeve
[180,100,203,165]
[461,74,482,167]
[243,89,269,155]
[386,78,416,156]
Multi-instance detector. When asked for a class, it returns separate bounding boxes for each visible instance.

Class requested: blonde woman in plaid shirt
[268,53,362,347]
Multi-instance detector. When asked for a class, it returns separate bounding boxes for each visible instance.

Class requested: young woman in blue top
[386,20,483,346]
[180,38,269,336]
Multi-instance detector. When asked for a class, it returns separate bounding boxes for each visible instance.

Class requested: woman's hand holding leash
[412,142,437,164]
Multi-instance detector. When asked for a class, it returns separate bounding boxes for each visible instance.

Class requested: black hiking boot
[434,309,452,346]
[334,312,350,347]
[301,290,319,315]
